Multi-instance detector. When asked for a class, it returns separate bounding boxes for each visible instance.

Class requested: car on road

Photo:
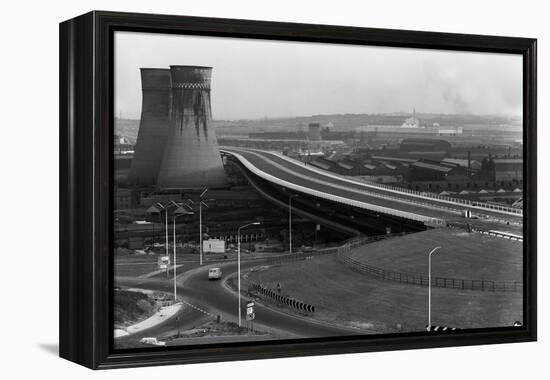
[140,337,166,346]
[208,267,222,280]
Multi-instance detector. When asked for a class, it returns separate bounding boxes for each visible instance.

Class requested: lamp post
[172,207,194,302]
[238,221,261,327]
[154,201,184,277]
[428,246,442,327]
[148,202,170,275]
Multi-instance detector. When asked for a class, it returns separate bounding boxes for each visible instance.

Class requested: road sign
[158,255,171,270]
[246,302,255,320]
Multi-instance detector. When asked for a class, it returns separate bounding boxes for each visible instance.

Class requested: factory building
[493,158,523,181]
[115,188,133,209]
[399,138,452,153]
[407,160,467,181]
[308,123,322,141]
[481,158,523,182]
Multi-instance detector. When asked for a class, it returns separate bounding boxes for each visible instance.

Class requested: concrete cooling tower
[127,68,171,186]
[157,66,227,189]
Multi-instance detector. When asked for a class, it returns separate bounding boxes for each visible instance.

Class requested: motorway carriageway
[221,147,522,224]
[115,259,361,347]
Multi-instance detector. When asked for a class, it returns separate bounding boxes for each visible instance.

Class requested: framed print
[59,11,537,369]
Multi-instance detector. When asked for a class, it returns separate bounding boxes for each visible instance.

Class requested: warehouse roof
[411,161,454,173]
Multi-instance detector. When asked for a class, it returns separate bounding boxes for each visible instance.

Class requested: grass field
[114,255,160,277]
[247,254,522,333]
[349,228,522,282]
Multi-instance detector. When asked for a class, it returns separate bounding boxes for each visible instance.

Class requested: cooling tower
[127,68,171,186]
[157,66,227,189]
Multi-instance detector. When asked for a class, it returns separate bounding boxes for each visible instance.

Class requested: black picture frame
[59,10,537,369]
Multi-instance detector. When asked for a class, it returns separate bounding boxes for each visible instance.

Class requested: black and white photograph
[112,31,525,349]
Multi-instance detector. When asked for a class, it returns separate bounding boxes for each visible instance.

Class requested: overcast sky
[114,31,523,121]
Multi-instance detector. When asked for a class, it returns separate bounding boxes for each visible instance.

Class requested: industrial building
[407,160,467,181]
[492,158,523,181]
[480,157,523,182]
[399,138,452,153]
[115,188,133,209]
[308,123,322,141]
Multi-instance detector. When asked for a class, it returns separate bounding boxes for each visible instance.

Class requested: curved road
[221,146,523,225]
[116,259,361,347]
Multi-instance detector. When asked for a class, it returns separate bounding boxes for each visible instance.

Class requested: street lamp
[147,202,171,267]
[237,221,261,327]
[192,188,214,266]
[172,205,194,302]
[151,201,184,277]
[428,246,442,328]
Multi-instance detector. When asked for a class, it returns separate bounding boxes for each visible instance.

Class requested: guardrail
[337,243,522,293]
[248,282,316,314]
[446,222,523,242]
[256,232,411,266]
[267,150,523,217]
[361,181,523,215]
[223,150,445,226]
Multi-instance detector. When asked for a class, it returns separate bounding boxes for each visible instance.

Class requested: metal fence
[270,151,523,217]
[337,243,522,293]
[356,181,523,216]
[446,222,523,242]
[256,232,411,266]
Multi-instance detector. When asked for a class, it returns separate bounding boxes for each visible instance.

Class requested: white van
[208,267,222,280]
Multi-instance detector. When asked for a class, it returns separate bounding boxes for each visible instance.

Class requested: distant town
[115,111,523,211]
